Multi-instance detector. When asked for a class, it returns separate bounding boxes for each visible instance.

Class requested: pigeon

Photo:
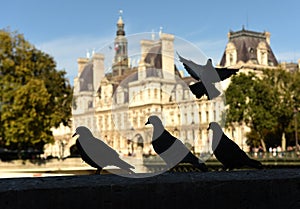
[177,53,239,100]
[145,115,208,172]
[72,126,135,174]
[207,122,263,170]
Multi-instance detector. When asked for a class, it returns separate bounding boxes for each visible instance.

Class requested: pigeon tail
[203,82,221,100]
[193,161,208,172]
[182,152,208,172]
[247,158,263,169]
[116,159,135,173]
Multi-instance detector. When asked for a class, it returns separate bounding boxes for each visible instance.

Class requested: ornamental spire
[116,10,125,36]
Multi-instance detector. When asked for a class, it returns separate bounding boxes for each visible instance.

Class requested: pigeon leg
[95,168,102,175]
[193,162,208,172]
[221,166,228,171]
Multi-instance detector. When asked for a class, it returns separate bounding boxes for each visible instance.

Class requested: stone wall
[0,169,300,209]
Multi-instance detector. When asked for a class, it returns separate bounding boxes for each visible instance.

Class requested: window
[229,53,233,65]
[206,111,209,123]
[88,101,93,108]
[154,88,158,98]
[213,110,216,121]
[199,112,202,123]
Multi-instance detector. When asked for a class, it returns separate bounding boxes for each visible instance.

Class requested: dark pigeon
[145,115,208,172]
[207,122,263,170]
[178,53,239,100]
[72,126,135,174]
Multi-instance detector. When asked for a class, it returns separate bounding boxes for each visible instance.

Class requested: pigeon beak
[207,124,210,131]
[145,120,150,125]
[72,133,77,137]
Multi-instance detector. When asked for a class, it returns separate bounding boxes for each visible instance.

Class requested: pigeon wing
[78,136,120,167]
[177,53,201,80]
[215,133,253,169]
[152,130,177,154]
[76,139,101,169]
[189,82,207,99]
[215,68,239,81]
[153,131,190,168]
[214,134,243,167]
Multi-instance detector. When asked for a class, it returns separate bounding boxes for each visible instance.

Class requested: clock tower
[112,10,128,76]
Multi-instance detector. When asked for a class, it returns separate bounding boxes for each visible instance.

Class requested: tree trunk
[281,132,286,151]
[260,139,267,152]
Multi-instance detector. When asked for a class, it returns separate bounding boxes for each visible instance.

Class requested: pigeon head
[207,58,213,65]
[145,115,163,126]
[207,122,221,131]
[72,126,93,138]
[145,115,165,141]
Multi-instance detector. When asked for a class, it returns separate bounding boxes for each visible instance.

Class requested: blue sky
[1,0,299,84]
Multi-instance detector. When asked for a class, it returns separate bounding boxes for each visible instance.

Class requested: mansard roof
[144,44,162,69]
[79,62,93,91]
[219,28,278,66]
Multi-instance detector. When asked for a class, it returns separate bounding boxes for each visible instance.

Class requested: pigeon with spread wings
[178,53,239,100]
[72,126,135,174]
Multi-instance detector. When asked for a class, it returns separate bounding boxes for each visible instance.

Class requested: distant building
[70,14,224,157]
[52,18,293,158]
[218,27,280,151]
[280,61,300,72]
[219,27,278,69]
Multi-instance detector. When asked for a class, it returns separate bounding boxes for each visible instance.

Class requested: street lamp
[191,121,195,154]
[294,108,298,152]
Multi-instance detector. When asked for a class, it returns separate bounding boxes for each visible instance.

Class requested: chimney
[92,53,105,92]
[77,57,89,76]
[160,33,175,79]
[140,39,155,63]
[138,39,156,80]
[265,31,271,45]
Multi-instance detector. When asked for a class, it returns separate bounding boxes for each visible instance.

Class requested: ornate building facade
[69,17,284,158]
[70,15,226,157]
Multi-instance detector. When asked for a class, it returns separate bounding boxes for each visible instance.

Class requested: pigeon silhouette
[72,126,135,174]
[178,53,239,100]
[145,115,208,172]
[207,122,262,170]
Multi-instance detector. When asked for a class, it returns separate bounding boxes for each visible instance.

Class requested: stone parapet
[0,169,300,209]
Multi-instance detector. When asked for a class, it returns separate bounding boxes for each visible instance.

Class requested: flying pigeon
[145,115,208,172]
[72,126,135,174]
[207,122,263,170]
[177,53,239,100]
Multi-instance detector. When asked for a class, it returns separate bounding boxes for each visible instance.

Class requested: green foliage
[225,68,300,149]
[0,29,73,151]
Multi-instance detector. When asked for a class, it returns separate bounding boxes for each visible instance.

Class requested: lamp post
[59,139,66,160]
[191,121,195,154]
[294,108,298,152]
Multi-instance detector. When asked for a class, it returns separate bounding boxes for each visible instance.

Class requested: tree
[0,29,72,152]
[225,72,276,150]
[224,68,300,151]
[261,69,297,150]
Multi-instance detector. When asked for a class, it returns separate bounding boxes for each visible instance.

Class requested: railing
[143,151,300,170]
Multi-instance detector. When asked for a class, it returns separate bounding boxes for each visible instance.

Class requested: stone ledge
[0,169,300,209]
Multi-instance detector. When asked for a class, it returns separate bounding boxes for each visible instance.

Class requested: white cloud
[36,35,113,84]
[35,33,229,85]
[276,51,300,63]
